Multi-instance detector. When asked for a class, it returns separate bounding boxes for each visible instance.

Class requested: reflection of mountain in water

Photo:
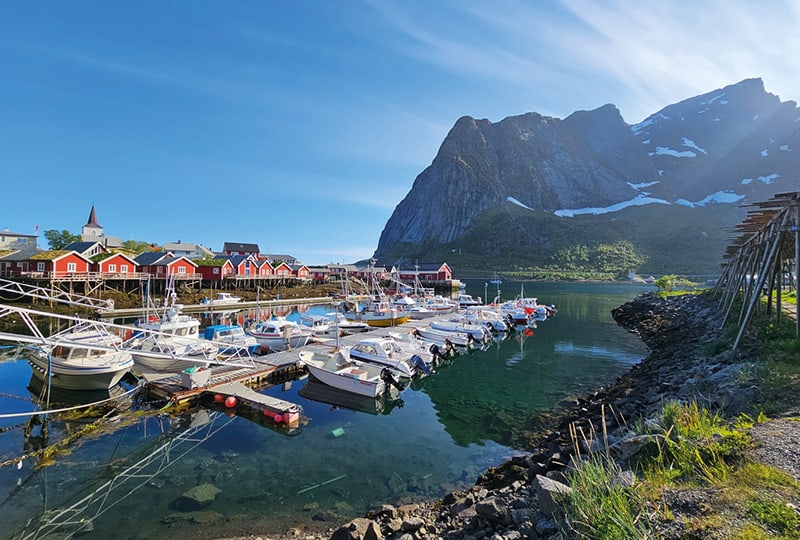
[553,341,642,364]
[298,376,404,416]
[416,306,646,449]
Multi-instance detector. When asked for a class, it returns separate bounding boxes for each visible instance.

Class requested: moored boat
[28,324,134,391]
[298,349,405,397]
[429,319,489,342]
[348,337,434,378]
[203,324,264,356]
[203,292,243,306]
[246,318,312,351]
[128,308,218,373]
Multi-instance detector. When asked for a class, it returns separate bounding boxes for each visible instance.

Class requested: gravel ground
[749,416,800,480]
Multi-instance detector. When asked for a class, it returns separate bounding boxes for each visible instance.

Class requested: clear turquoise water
[0,281,651,539]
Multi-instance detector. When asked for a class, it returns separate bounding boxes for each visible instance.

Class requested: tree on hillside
[591,241,646,275]
[43,229,81,250]
[122,239,153,254]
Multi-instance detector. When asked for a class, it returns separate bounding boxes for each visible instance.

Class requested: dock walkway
[143,318,434,410]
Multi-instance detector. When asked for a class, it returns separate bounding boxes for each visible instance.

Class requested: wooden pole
[734,216,788,350]
[795,203,799,338]
[776,250,782,324]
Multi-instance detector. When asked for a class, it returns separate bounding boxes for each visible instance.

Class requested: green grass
[563,455,655,539]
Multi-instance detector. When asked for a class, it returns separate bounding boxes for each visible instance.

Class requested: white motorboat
[422,296,458,314]
[392,296,436,320]
[326,311,370,333]
[301,312,370,335]
[411,326,474,349]
[388,331,458,365]
[203,292,243,306]
[459,308,510,333]
[429,319,489,342]
[348,337,434,378]
[247,318,312,351]
[203,325,263,355]
[298,350,405,397]
[457,293,482,308]
[28,324,134,391]
[300,313,333,335]
[128,305,218,373]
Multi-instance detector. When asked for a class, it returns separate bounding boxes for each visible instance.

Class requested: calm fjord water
[0,281,651,539]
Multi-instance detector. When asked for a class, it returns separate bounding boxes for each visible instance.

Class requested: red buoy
[214,394,224,403]
[224,396,237,408]
[274,414,283,423]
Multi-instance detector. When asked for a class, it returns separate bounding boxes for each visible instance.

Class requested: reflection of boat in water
[27,375,135,412]
[298,376,403,416]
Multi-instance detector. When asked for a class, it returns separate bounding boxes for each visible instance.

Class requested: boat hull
[364,315,410,327]
[28,353,132,391]
[250,334,311,351]
[304,363,384,397]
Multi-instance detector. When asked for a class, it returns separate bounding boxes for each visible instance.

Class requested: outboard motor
[411,354,435,376]
[429,343,444,364]
[443,338,456,358]
[505,314,515,329]
[380,367,404,390]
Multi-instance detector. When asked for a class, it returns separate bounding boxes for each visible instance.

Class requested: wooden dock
[142,320,433,414]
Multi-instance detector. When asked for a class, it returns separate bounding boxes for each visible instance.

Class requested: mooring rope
[0,384,143,420]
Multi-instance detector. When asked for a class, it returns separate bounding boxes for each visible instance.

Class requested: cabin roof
[223,241,260,253]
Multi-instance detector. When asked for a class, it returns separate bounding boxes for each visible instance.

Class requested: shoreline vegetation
[228,290,799,540]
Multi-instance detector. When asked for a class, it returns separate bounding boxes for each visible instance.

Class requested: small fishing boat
[203,292,243,306]
[203,325,264,356]
[298,349,405,397]
[28,324,134,391]
[429,319,489,342]
[348,337,434,378]
[247,318,312,351]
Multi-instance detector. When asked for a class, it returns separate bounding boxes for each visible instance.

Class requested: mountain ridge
[373,78,799,274]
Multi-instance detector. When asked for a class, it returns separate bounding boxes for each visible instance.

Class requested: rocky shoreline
[229,291,772,540]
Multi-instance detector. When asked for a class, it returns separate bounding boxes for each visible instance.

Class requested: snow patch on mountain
[628,181,660,190]
[741,174,780,185]
[676,190,745,207]
[555,194,670,217]
[650,146,697,158]
[682,137,707,155]
[507,196,533,211]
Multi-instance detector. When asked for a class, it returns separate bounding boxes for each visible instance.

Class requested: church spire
[86,205,101,227]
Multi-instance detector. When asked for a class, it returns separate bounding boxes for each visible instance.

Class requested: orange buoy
[224,396,237,408]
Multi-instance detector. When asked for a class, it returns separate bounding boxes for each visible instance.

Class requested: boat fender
[487,322,495,333]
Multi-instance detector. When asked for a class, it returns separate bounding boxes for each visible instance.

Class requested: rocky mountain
[373,78,799,274]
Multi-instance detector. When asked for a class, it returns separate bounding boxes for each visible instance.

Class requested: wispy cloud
[366,0,800,121]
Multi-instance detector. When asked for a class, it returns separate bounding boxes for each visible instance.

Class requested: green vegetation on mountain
[379,202,739,277]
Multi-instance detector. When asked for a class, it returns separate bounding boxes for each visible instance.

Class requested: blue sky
[2,1,798,265]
